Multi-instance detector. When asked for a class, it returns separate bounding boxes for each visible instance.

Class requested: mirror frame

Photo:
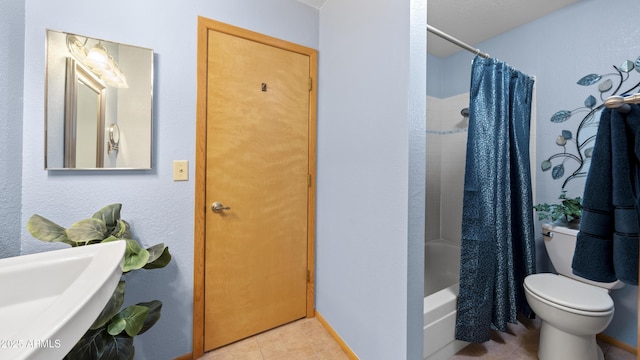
[64,57,106,168]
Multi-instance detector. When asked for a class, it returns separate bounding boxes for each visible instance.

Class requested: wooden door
[193,19,317,354]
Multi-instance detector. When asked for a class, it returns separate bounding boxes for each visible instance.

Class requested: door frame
[192,17,318,358]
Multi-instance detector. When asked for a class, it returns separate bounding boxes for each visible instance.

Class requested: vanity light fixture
[66,35,128,88]
[66,35,89,61]
[86,43,109,69]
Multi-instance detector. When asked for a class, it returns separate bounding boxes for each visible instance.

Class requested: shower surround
[424,93,469,360]
[426,93,468,246]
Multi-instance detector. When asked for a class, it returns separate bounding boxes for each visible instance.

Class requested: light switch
[173,160,189,181]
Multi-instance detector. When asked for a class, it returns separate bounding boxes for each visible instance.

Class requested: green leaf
[143,244,172,269]
[107,305,149,337]
[102,238,149,272]
[136,300,163,335]
[66,218,108,244]
[112,219,131,238]
[64,327,134,360]
[99,333,134,360]
[92,204,122,229]
[123,239,150,272]
[63,328,104,360]
[533,193,582,223]
[26,214,73,246]
[102,235,120,243]
[90,281,126,330]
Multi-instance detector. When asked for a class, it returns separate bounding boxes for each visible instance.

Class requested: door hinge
[306,269,311,283]
[308,174,312,187]
[308,77,312,91]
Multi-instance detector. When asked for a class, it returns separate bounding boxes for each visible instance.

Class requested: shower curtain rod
[427,24,491,59]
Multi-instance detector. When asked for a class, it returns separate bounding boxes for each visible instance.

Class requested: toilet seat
[524,274,613,313]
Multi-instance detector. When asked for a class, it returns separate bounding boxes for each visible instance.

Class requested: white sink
[0,241,125,360]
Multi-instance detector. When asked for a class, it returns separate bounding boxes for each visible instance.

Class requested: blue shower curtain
[454,56,536,343]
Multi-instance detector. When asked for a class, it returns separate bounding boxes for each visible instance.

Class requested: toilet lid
[524,274,613,312]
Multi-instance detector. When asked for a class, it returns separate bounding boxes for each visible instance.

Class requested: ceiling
[427,0,582,57]
[297,0,583,58]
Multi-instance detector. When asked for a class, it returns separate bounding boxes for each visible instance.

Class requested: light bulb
[86,44,109,69]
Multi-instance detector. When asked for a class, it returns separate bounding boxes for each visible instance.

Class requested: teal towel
[571,105,640,285]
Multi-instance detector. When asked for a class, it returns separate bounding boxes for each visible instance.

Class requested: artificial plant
[26,203,171,360]
[533,192,583,224]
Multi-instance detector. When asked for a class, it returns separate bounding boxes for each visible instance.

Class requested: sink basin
[0,241,125,360]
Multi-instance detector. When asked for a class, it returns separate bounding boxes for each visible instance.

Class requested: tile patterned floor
[451,315,636,360]
[200,315,636,360]
[199,318,349,360]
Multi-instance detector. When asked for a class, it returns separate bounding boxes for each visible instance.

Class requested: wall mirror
[45,29,153,169]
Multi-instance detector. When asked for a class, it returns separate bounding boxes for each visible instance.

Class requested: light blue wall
[316,0,426,359]
[20,0,318,358]
[432,0,639,347]
[426,53,443,97]
[0,0,24,259]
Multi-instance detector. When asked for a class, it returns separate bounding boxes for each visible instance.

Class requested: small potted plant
[534,192,583,229]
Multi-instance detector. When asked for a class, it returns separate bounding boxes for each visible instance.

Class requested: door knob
[211,202,231,213]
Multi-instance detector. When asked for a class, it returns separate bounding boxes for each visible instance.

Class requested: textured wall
[20,0,318,358]
[316,0,426,358]
[0,0,24,259]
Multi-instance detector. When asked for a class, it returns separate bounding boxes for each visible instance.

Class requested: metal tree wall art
[542,58,640,189]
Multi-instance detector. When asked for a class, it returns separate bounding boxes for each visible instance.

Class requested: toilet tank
[542,223,623,290]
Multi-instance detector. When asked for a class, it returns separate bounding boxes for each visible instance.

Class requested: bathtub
[423,239,468,360]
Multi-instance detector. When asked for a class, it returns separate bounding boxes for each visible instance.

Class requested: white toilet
[524,223,623,360]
